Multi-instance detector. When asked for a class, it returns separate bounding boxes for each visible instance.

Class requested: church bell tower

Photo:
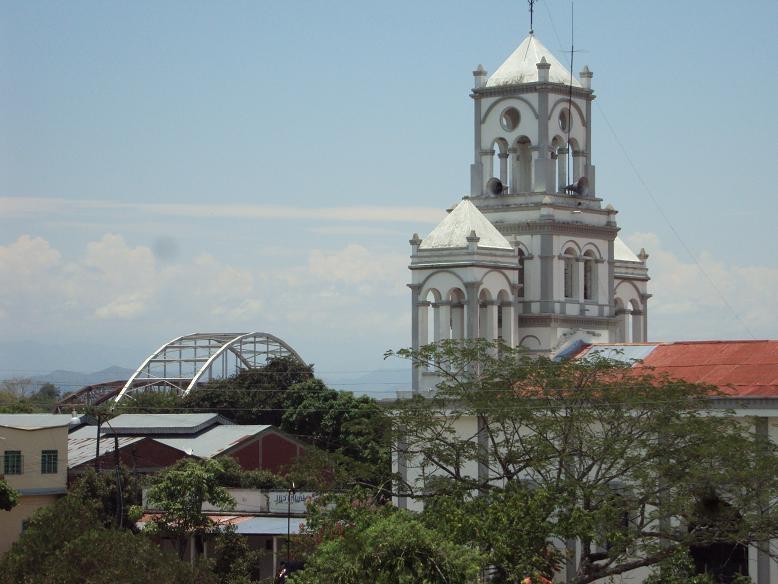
[408,26,650,392]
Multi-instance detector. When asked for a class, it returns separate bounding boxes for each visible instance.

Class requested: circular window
[500,107,520,131]
[558,109,571,132]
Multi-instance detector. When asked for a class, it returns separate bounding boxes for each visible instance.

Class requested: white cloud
[0,234,61,275]
[0,197,444,224]
[5,228,776,374]
[0,236,63,326]
[624,232,778,340]
[0,234,410,360]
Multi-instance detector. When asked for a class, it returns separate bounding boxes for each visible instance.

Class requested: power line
[542,0,755,340]
[594,102,756,340]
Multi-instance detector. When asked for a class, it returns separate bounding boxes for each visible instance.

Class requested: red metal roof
[577,340,778,398]
[638,340,778,398]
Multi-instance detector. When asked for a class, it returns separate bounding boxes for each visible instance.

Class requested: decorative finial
[528,0,537,34]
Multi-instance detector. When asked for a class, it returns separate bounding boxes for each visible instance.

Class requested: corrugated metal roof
[579,343,660,363]
[155,425,271,459]
[102,413,231,435]
[233,515,306,535]
[68,425,100,439]
[640,341,778,398]
[138,513,305,535]
[68,424,275,468]
[68,435,145,469]
[576,340,778,398]
[0,413,75,429]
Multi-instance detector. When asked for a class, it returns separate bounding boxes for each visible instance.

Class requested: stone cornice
[498,221,619,238]
[519,314,614,328]
[614,273,650,282]
[471,83,594,101]
[468,193,607,211]
[706,397,778,410]
[409,260,519,271]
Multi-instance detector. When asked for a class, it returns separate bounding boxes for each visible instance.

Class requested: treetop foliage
[0,478,18,512]
[386,339,776,583]
[0,493,214,584]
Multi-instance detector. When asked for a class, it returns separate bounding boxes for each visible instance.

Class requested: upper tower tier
[470,34,595,199]
[486,34,581,88]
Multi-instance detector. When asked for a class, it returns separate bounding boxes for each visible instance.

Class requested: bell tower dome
[470,34,595,197]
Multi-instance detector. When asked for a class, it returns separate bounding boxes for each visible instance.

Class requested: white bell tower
[408,27,650,392]
[470,34,595,198]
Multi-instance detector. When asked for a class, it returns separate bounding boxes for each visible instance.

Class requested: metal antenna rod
[528,0,536,34]
[566,0,574,183]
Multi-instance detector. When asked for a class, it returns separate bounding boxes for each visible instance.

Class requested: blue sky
[2,1,778,380]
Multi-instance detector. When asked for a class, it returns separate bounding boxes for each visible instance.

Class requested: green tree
[208,528,264,584]
[69,467,142,528]
[644,549,716,584]
[183,357,314,425]
[422,482,567,582]
[0,495,214,584]
[31,382,59,405]
[0,377,36,412]
[142,458,235,562]
[281,378,390,488]
[212,455,286,489]
[114,388,183,414]
[0,478,18,511]
[290,492,482,584]
[388,339,778,584]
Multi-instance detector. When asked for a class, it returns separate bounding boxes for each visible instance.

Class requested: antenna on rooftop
[528,0,537,34]
[566,0,575,186]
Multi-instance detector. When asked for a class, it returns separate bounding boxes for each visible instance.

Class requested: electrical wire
[541,0,755,340]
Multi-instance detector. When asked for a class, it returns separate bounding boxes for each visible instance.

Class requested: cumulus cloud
[0,234,410,354]
[0,236,63,328]
[0,197,444,224]
[0,234,61,275]
[624,232,778,340]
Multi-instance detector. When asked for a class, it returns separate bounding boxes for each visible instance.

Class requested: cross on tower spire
[528,0,536,34]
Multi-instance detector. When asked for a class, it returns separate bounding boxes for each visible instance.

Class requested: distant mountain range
[10,366,136,394]
[3,364,408,399]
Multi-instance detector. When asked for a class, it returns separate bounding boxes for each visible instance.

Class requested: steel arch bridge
[112,332,306,404]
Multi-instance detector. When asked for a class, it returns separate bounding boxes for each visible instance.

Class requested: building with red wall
[68,413,305,476]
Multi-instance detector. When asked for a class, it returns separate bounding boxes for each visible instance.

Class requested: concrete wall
[0,424,68,554]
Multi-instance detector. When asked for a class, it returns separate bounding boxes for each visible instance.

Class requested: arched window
[491,139,509,187]
[614,297,629,342]
[449,289,465,340]
[511,136,532,193]
[630,299,643,342]
[583,250,596,301]
[563,247,578,299]
[517,249,526,297]
[478,289,495,340]
[551,136,566,193]
[497,290,512,346]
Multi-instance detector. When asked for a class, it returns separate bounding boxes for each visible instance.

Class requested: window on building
[517,249,526,297]
[41,449,58,474]
[583,251,596,301]
[563,248,577,299]
[4,450,22,475]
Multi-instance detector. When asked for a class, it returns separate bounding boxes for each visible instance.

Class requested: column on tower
[478,290,498,341]
[433,300,451,344]
[498,291,515,347]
